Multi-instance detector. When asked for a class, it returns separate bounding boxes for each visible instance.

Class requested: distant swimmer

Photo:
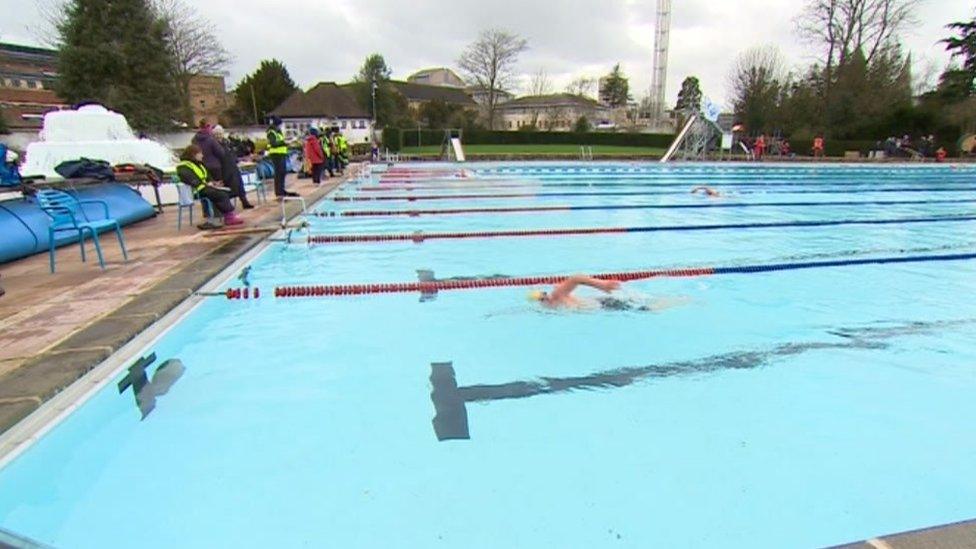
[528,275,688,312]
[691,186,721,197]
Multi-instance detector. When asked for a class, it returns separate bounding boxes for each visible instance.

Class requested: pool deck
[0,170,350,434]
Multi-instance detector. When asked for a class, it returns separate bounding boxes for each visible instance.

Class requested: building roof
[0,42,58,73]
[499,93,604,110]
[388,81,476,106]
[406,67,466,86]
[271,82,369,119]
[0,42,57,57]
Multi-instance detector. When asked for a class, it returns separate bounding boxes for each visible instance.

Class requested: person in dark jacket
[213,125,254,209]
[191,121,226,182]
[304,128,326,184]
[177,144,243,227]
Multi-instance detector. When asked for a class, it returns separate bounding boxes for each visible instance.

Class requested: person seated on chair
[177,144,243,227]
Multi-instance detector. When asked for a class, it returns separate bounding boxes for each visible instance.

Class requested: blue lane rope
[711,251,976,276]
[325,197,976,217]
[342,187,976,202]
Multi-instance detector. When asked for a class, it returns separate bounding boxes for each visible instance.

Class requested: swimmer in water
[528,275,691,312]
[525,275,649,311]
[691,185,720,197]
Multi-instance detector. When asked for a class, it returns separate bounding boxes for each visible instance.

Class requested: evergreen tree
[943,15,976,96]
[675,76,703,113]
[573,116,591,133]
[231,59,298,124]
[600,64,631,107]
[356,54,392,85]
[348,54,412,127]
[56,0,179,131]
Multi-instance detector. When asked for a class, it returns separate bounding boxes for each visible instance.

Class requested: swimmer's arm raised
[548,275,621,302]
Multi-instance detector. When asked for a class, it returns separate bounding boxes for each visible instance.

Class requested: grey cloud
[1,0,971,106]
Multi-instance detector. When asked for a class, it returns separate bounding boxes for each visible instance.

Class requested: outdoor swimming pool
[1,162,975,548]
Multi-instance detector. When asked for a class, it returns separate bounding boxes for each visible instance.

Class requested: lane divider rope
[271,251,976,298]
[336,187,976,202]
[332,188,974,202]
[312,197,976,218]
[304,215,976,244]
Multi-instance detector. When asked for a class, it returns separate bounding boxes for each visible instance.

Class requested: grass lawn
[399,144,666,157]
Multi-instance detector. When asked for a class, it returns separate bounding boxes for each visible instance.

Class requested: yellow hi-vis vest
[338,135,349,153]
[267,129,288,155]
[178,161,208,193]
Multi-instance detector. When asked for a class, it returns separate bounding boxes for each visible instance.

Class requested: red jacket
[304,135,325,164]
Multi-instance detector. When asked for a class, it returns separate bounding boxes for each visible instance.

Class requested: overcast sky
[1,0,972,107]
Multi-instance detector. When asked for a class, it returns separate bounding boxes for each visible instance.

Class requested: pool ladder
[279,196,311,245]
[579,146,594,161]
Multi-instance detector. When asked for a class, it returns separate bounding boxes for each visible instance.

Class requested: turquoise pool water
[1,162,975,548]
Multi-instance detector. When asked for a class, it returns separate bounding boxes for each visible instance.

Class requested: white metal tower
[650,0,672,129]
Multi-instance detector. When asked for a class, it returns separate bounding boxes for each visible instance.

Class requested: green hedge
[380,128,675,152]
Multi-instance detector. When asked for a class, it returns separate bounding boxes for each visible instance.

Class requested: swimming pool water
[1,162,975,548]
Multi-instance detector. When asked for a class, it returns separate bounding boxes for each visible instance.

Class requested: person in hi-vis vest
[266,117,298,198]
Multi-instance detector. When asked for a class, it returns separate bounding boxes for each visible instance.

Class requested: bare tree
[526,68,552,127]
[458,28,529,129]
[797,0,919,75]
[727,47,789,133]
[565,76,595,98]
[34,0,66,47]
[153,0,232,124]
[528,68,552,96]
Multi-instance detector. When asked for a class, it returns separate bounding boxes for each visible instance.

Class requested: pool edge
[0,170,354,467]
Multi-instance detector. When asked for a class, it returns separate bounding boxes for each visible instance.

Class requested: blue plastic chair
[34,189,129,273]
[240,168,268,204]
[175,182,216,230]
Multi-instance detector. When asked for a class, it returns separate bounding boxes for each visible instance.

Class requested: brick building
[0,42,66,131]
[187,74,228,126]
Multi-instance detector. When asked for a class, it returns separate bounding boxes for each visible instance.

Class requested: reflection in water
[430,319,974,441]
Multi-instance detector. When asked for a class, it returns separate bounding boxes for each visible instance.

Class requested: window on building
[341,121,347,129]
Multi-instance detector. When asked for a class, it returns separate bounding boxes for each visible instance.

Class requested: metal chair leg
[115,224,128,261]
[48,229,56,273]
[88,228,106,269]
[78,229,87,263]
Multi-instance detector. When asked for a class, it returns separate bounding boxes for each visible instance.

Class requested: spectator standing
[213,125,254,209]
[266,117,297,198]
[191,121,226,182]
[304,128,326,185]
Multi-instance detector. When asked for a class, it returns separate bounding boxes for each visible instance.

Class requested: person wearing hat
[304,128,326,185]
[192,120,226,182]
[267,116,297,198]
[528,276,621,309]
[213,125,254,209]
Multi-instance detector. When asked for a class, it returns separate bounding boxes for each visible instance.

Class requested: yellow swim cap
[527,290,546,302]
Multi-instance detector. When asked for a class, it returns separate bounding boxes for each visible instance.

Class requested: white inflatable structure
[22,104,176,178]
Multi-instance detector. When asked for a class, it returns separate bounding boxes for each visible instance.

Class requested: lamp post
[371,80,377,126]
